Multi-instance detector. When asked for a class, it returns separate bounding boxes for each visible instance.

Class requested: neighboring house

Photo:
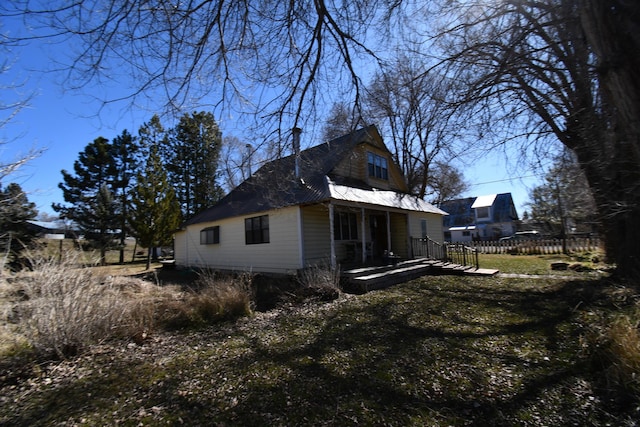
[174,125,447,274]
[440,193,519,242]
[26,220,79,239]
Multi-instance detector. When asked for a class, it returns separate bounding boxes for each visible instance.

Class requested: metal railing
[411,237,479,269]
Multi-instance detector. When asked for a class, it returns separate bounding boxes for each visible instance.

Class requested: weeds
[585,305,640,397]
[156,270,254,330]
[18,252,131,358]
[297,262,341,301]
[4,254,256,359]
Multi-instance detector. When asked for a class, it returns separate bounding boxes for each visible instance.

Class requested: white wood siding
[301,204,332,266]
[176,206,303,274]
[389,213,408,258]
[408,212,444,244]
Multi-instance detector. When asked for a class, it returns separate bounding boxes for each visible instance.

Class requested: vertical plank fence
[464,238,601,255]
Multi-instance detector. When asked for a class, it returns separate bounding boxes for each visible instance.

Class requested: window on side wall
[200,226,220,244]
[420,218,428,238]
[245,215,269,244]
[334,212,358,240]
[367,152,388,180]
[476,206,490,219]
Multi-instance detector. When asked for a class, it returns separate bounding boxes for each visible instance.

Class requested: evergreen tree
[53,137,119,265]
[111,129,141,264]
[166,112,224,219]
[130,145,181,270]
[0,183,38,271]
[138,115,167,154]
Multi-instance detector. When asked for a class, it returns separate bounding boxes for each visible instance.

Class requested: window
[367,152,388,180]
[476,206,490,219]
[245,215,269,244]
[200,226,220,244]
[334,212,358,240]
[420,218,428,238]
[462,231,471,237]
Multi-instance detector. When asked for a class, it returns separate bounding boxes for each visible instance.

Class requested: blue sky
[1,17,545,218]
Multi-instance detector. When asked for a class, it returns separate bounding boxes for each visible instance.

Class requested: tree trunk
[146,247,151,271]
[579,0,640,281]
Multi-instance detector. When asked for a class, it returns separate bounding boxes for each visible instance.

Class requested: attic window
[200,226,220,244]
[367,152,388,180]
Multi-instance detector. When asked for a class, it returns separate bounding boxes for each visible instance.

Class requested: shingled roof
[184,125,446,226]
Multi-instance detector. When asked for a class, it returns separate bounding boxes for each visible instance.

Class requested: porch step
[342,258,426,279]
[343,259,499,293]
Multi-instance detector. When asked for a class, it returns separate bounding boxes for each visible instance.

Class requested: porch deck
[342,258,498,293]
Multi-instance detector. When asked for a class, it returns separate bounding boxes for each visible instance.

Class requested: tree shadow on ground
[2,276,635,426]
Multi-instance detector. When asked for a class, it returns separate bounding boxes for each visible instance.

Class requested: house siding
[301,204,332,266]
[175,206,303,274]
[390,213,409,258]
[408,212,444,244]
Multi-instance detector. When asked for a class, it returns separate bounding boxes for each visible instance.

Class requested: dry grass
[296,263,342,301]
[1,253,639,425]
[15,253,135,358]
[584,302,640,396]
[156,270,254,329]
[1,252,255,360]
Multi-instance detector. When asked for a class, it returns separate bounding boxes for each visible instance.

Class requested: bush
[584,305,640,400]
[603,311,640,394]
[158,270,254,329]
[297,263,341,301]
[18,252,132,359]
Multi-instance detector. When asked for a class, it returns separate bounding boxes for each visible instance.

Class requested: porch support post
[329,203,336,269]
[361,207,366,263]
[386,211,392,253]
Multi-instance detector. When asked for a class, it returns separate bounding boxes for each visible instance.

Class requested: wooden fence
[461,238,602,255]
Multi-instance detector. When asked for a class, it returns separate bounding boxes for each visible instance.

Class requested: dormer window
[367,152,388,180]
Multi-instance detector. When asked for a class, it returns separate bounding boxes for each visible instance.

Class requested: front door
[369,214,388,259]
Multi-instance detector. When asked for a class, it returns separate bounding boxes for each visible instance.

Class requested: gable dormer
[329,127,408,193]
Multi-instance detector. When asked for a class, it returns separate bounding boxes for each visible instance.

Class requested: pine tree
[111,129,141,264]
[130,145,181,270]
[166,111,224,219]
[53,137,119,265]
[0,183,38,271]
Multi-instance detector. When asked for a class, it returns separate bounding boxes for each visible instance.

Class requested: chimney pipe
[292,127,302,178]
[244,143,252,178]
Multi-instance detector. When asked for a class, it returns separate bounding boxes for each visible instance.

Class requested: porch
[341,237,497,293]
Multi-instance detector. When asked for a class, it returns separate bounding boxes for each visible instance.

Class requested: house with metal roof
[174,125,448,274]
[440,193,519,242]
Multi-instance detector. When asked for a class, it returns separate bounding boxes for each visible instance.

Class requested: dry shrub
[584,304,640,399]
[604,312,640,393]
[18,252,133,358]
[297,263,341,301]
[157,270,254,329]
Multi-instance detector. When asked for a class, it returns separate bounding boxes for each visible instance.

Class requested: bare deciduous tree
[4,0,640,279]
[366,56,464,199]
[1,0,404,130]
[433,0,640,279]
[0,39,42,184]
[321,102,366,142]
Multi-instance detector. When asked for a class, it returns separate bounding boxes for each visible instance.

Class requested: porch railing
[411,237,479,269]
